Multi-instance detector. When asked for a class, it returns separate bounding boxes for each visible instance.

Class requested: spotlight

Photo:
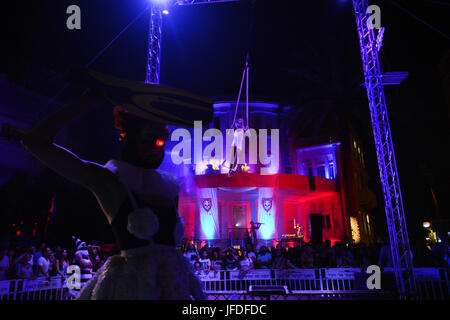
[162,9,169,15]
[423,221,431,228]
[156,139,165,147]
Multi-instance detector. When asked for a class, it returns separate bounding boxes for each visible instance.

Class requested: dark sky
[0,0,448,244]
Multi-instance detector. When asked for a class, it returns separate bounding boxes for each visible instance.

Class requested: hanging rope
[232,1,256,129]
[40,5,150,117]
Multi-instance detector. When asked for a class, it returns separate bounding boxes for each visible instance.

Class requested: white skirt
[76,244,206,300]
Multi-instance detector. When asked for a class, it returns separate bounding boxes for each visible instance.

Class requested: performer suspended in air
[4,86,206,300]
[228,115,249,178]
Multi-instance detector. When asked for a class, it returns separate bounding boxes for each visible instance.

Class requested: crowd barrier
[0,268,448,300]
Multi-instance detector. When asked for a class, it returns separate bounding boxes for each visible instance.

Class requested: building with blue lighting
[170,101,378,247]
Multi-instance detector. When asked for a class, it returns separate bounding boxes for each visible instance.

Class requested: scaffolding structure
[352,0,416,298]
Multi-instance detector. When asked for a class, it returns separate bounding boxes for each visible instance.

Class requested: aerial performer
[1,69,213,299]
[228,115,249,177]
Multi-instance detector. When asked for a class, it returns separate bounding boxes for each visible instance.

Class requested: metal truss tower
[352,0,416,298]
[145,0,240,84]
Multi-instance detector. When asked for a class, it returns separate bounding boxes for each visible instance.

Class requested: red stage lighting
[156,139,165,147]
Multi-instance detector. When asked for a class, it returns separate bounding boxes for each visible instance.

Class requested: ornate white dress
[76,160,206,300]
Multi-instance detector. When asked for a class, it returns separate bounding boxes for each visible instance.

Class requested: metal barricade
[0,268,448,300]
[0,276,71,301]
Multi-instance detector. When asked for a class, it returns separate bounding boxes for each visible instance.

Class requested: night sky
[0,0,448,246]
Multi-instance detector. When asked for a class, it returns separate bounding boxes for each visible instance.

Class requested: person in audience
[300,245,314,269]
[72,237,93,293]
[33,242,46,275]
[239,250,254,272]
[193,261,202,275]
[0,248,10,281]
[288,240,303,268]
[245,243,257,265]
[224,248,239,271]
[56,249,70,277]
[198,250,211,274]
[210,249,223,273]
[49,251,66,281]
[256,246,272,269]
[7,248,17,279]
[183,243,199,267]
[378,240,393,269]
[37,247,51,280]
[16,251,36,280]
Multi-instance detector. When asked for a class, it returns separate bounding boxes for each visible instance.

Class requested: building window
[350,217,360,243]
[322,214,331,229]
[317,166,326,178]
[328,161,335,179]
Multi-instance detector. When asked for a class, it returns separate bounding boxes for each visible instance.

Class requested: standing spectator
[16,251,35,280]
[33,242,46,274]
[193,261,202,275]
[272,247,287,270]
[37,247,51,280]
[300,245,314,268]
[378,240,393,269]
[288,240,303,268]
[210,249,223,272]
[56,249,70,277]
[72,236,93,295]
[198,250,211,274]
[16,246,35,270]
[29,245,36,267]
[0,248,10,281]
[245,243,257,265]
[256,246,272,269]
[224,248,239,270]
[7,248,17,279]
[322,239,336,268]
[92,254,102,272]
[49,251,66,281]
[444,245,450,269]
[335,247,351,267]
[183,243,199,266]
[357,243,370,270]
[239,250,254,272]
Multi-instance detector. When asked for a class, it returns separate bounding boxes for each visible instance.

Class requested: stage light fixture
[156,139,165,147]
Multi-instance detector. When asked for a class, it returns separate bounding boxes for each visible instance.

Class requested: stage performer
[69,236,93,297]
[9,89,206,300]
[228,115,248,177]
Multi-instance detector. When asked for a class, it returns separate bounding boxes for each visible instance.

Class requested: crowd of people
[182,238,450,275]
[1,236,448,282]
[0,240,111,282]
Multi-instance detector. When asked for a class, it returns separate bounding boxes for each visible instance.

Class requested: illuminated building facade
[169,101,377,246]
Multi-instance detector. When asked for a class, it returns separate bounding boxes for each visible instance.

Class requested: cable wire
[41,5,150,116]
[389,0,450,41]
